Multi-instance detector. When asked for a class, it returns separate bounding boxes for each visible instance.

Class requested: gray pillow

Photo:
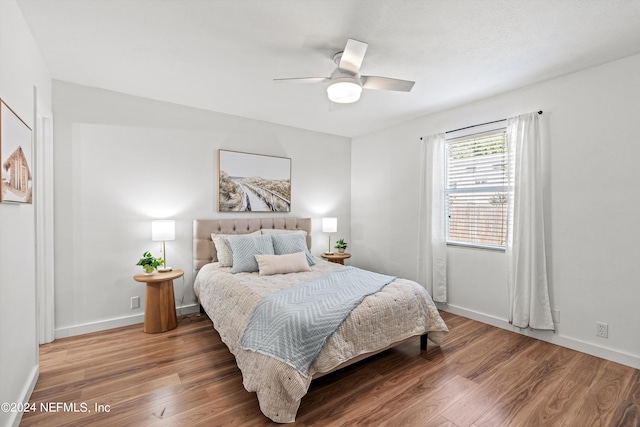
[271,233,315,266]
[228,234,274,273]
[211,230,261,267]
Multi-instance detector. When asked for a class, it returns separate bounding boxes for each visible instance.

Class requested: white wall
[0,1,52,426]
[53,81,351,337]
[352,53,640,368]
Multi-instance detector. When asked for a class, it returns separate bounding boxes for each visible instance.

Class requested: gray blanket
[240,266,396,375]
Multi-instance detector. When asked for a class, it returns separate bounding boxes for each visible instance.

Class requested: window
[445,129,508,249]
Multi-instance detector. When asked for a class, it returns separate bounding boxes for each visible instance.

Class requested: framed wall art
[218,149,291,212]
[1,99,33,204]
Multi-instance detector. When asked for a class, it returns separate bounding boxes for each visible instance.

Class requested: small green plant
[136,251,164,273]
[334,239,348,250]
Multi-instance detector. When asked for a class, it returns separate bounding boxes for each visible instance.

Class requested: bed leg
[420,333,428,351]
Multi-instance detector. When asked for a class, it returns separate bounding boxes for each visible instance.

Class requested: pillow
[271,233,315,266]
[212,235,233,267]
[255,252,311,276]
[228,234,274,273]
[211,230,261,267]
[261,228,308,236]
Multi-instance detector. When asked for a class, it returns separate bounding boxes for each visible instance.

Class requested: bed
[193,217,448,423]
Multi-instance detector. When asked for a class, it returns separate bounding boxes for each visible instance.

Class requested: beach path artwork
[218,150,291,212]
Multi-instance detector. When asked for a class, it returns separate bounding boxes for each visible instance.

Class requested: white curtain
[418,133,447,303]
[506,113,554,330]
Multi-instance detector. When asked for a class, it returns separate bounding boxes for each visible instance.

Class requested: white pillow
[212,235,233,267]
[211,230,261,267]
[255,252,311,276]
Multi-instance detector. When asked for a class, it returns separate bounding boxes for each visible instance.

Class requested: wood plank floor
[21,311,640,426]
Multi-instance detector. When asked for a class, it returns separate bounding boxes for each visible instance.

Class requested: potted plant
[334,239,348,254]
[136,251,165,275]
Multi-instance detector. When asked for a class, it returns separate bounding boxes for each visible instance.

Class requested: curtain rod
[420,111,543,140]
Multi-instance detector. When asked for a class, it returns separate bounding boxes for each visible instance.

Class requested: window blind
[446,130,508,248]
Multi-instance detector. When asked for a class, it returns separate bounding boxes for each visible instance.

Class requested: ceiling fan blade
[273,77,330,84]
[361,76,415,92]
[338,39,368,74]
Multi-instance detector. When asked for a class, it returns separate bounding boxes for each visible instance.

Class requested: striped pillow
[271,233,315,266]
[261,229,307,236]
[211,230,261,267]
[228,234,275,273]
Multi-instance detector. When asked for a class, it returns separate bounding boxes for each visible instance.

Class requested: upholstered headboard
[193,217,312,271]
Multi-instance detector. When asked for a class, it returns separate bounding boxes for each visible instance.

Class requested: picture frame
[1,99,33,204]
[218,149,291,212]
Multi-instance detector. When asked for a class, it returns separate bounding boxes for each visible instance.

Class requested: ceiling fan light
[327,80,362,103]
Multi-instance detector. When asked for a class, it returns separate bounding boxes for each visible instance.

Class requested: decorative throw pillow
[211,234,233,266]
[255,252,311,276]
[211,230,261,267]
[271,233,315,266]
[228,234,275,273]
[261,228,308,236]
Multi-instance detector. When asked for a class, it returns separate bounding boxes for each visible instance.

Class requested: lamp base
[158,266,173,272]
[324,252,334,255]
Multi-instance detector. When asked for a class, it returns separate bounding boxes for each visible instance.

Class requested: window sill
[446,241,506,252]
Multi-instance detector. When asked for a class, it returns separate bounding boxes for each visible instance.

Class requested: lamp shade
[322,217,337,233]
[151,220,175,241]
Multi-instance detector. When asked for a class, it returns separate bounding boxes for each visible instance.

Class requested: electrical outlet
[552,309,560,323]
[596,322,608,338]
[131,296,140,309]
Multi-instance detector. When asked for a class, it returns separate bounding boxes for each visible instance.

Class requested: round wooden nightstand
[321,253,351,265]
[133,269,184,333]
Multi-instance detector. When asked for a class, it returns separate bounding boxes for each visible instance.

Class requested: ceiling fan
[274,39,415,104]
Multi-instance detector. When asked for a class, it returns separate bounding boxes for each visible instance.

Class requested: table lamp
[322,217,337,254]
[152,220,175,272]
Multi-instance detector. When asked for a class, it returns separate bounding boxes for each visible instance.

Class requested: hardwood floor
[21,311,640,426]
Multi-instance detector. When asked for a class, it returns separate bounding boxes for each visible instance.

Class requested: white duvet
[194,258,448,423]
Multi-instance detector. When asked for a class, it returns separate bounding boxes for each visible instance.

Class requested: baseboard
[8,364,39,427]
[54,304,200,339]
[439,303,640,370]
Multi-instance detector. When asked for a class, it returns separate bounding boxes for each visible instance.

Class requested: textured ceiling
[16,0,640,137]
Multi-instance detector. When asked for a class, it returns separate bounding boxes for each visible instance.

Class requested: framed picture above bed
[1,99,33,204]
[218,149,291,212]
